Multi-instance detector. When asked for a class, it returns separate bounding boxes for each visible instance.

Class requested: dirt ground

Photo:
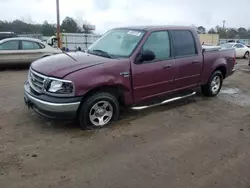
[1,59,250,188]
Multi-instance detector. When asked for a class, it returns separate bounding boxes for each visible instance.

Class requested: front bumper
[24,81,81,119]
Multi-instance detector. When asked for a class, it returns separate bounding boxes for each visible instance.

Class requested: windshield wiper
[88,49,113,58]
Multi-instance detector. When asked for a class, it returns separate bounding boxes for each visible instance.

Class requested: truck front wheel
[201,70,223,97]
[78,92,120,129]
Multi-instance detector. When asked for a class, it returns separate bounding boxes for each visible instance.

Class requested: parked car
[220,42,249,58]
[24,26,236,129]
[0,37,62,66]
[0,32,17,40]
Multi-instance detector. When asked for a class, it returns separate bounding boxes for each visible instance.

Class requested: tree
[0,17,95,35]
[208,28,216,34]
[10,19,39,34]
[0,21,10,32]
[238,27,247,38]
[61,17,81,33]
[226,28,238,38]
[197,26,206,34]
[246,29,250,39]
[41,21,56,36]
[82,22,96,34]
[215,25,227,38]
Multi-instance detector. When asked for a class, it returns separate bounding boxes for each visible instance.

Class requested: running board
[131,91,196,110]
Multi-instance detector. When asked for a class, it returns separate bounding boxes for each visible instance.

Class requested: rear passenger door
[19,40,44,63]
[171,30,203,91]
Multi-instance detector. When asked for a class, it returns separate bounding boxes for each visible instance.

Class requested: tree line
[0,17,94,36]
[196,25,250,39]
[1,17,250,39]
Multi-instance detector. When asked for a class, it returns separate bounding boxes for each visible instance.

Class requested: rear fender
[201,56,227,85]
[212,57,227,73]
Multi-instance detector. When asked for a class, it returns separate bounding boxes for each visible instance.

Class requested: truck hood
[31,52,109,78]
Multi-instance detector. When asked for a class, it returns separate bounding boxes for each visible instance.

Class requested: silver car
[0,37,62,65]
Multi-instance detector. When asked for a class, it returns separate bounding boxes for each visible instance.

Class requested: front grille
[28,69,48,93]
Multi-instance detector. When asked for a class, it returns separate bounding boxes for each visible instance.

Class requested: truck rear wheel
[201,70,223,97]
[78,92,120,129]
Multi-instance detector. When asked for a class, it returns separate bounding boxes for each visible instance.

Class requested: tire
[78,92,120,129]
[201,70,223,97]
[244,51,249,59]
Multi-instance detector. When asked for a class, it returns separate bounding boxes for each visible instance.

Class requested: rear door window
[171,30,197,57]
[234,44,244,48]
[21,41,41,50]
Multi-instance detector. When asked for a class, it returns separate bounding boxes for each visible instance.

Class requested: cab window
[142,31,171,61]
[172,30,197,57]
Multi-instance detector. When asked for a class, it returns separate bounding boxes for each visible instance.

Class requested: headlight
[45,79,74,95]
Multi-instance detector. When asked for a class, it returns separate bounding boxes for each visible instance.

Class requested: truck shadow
[37,90,202,132]
[115,94,200,129]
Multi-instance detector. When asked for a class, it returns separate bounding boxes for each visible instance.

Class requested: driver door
[131,31,175,102]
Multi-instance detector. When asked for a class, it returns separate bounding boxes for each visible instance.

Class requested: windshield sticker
[127,31,141,36]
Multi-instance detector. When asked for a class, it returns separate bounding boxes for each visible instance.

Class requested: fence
[219,39,250,45]
[17,33,102,50]
[59,33,102,50]
[18,33,250,49]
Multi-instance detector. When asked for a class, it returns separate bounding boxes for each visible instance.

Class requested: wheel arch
[214,65,226,79]
[79,85,127,107]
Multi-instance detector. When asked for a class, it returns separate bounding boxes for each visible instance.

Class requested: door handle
[192,60,199,64]
[120,71,130,77]
[163,65,172,69]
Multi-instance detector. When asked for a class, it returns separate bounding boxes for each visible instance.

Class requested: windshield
[87,29,145,58]
[220,43,234,48]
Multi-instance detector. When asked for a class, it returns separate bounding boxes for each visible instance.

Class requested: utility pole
[222,20,226,29]
[56,0,61,48]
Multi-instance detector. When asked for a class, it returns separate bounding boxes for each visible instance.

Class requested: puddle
[220,88,240,95]
[240,68,250,73]
[219,87,250,107]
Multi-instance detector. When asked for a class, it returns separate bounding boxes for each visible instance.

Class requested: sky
[1,0,250,33]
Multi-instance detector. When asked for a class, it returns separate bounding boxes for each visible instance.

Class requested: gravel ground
[1,59,250,188]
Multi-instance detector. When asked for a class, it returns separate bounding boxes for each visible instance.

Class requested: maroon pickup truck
[24,26,235,129]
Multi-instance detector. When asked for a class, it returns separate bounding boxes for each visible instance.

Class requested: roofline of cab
[112,25,196,32]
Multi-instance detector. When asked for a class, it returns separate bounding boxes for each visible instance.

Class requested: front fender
[64,60,132,98]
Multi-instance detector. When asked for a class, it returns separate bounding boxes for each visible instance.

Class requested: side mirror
[137,50,155,63]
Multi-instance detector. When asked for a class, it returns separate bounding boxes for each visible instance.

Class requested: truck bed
[201,47,235,85]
